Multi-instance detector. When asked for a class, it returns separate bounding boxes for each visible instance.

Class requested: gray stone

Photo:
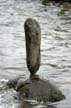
[6,76,25,89]
[6,18,65,103]
[16,77,65,102]
[7,77,19,88]
[7,76,65,102]
[24,18,41,76]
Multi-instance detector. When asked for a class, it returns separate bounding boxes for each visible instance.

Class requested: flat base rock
[7,76,65,102]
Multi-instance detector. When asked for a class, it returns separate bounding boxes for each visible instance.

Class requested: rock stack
[7,18,65,102]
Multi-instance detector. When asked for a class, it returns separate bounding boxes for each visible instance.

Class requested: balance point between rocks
[7,18,65,102]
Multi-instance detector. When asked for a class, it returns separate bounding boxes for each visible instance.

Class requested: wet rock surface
[7,76,65,102]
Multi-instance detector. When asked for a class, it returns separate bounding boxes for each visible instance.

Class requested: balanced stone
[24,18,41,76]
[6,18,65,103]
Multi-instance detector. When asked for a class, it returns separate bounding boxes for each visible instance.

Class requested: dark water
[0,0,71,108]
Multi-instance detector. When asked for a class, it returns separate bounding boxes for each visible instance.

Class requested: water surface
[0,0,71,108]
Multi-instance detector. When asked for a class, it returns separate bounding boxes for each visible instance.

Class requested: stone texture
[6,18,65,103]
[24,18,41,76]
[17,78,65,102]
[7,76,65,102]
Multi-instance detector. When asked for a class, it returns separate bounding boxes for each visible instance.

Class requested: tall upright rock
[24,18,41,76]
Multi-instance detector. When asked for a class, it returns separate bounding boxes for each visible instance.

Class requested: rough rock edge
[7,76,65,102]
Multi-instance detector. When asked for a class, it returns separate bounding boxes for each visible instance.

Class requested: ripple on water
[0,79,20,108]
[0,0,71,108]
